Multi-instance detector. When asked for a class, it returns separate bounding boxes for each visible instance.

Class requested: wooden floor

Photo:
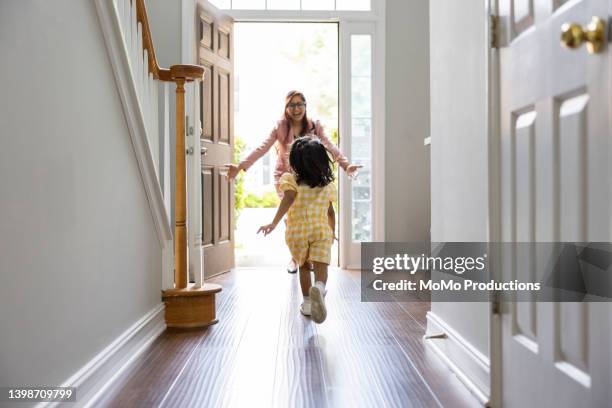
[99,268,480,408]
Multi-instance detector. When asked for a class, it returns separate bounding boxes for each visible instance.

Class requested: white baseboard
[425,311,490,406]
[37,304,166,408]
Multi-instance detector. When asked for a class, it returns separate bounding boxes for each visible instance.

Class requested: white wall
[147,0,182,68]
[428,0,490,397]
[385,0,431,242]
[0,0,162,387]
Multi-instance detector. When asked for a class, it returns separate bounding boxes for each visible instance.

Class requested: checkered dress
[279,173,336,266]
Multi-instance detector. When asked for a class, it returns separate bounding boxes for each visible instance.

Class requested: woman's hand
[258,222,277,236]
[225,164,241,180]
[346,164,363,179]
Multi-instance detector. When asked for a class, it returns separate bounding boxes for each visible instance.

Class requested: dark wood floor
[99,268,480,408]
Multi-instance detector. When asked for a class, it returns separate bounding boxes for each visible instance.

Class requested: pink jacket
[239,119,350,186]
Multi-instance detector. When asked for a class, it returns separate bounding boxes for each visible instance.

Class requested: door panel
[512,0,535,34]
[199,1,234,277]
[218,26,231,59]
[218,170,231,242]
[558,93,588,239]
[498,0,610,406]
[217,69,231,144]
[200,66,214,141]
[202,167,214,247]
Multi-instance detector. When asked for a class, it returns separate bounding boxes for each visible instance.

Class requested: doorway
[233,22,340,268]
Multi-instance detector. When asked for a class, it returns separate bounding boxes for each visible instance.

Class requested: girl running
[257,137,337,323]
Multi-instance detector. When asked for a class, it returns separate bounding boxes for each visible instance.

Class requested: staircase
[98,0,221,328]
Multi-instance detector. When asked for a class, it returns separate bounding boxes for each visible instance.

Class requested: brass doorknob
[560,16,606,54]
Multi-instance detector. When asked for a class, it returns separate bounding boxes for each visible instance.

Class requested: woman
[226,90,361,272]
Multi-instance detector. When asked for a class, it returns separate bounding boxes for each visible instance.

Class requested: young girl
[258,137,336,323]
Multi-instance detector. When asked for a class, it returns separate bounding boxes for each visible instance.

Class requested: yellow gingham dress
[279,172,337,266]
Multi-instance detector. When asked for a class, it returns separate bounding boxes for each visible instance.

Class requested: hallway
[99,268,479,408]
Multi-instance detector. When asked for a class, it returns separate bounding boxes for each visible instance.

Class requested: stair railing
[113,0,203,290]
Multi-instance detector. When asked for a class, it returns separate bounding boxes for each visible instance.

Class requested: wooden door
[199,2,234,278]
[497,0,610,406]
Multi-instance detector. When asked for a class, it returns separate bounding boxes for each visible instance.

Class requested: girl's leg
[309,261,328,323]
[298,262,312,316]
[311,261,328,286]
[298,262,311,297]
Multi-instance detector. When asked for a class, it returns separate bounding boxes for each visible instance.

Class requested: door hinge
[492,290,501,314]
[490,15,500,49]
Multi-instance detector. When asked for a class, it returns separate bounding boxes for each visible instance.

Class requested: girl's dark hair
[283,90,313,137]
[289,137,334,188]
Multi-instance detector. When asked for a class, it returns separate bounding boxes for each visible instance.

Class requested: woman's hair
[284,90,313,137]
[289,137,334,188]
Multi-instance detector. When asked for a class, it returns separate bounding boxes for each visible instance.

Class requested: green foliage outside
[233,136,280,214]
[244,191,280,208]
[233,137,246,220]
[279,27,337,131]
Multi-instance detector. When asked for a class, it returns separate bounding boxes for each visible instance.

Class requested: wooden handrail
[134,0,170,81]
[134,0,203,82]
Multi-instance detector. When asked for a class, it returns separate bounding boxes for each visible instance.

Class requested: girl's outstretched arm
[258,190,297,236]
[225,125,278,180]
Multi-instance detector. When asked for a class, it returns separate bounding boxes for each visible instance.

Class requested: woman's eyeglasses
[287,102,306,110]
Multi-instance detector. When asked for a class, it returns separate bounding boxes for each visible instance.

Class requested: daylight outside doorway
[233,22,339,267]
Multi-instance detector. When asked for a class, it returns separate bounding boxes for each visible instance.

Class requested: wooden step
[162,284,222,328]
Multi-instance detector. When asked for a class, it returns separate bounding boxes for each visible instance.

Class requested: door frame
[184,1,387,270]
[485,0,502,406]
[339,19,386,268]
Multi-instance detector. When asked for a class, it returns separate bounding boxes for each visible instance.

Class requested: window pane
[352,201,371,241]
[337,0,370,10]
[301,0,334,10]
[351,118,371,159]
[351,36,371,77]
[267,0,300,9]
[208,0,231,9]
[350,34,372,242]
[232,0,266,10]
[351,77,371,118]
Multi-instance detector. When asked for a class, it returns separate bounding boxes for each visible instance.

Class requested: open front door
[199,2,234,278]
[497,0,611,405]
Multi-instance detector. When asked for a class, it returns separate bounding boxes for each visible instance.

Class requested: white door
[497,0,611,406]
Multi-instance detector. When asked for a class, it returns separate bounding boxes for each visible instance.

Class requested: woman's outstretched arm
[315,121,362,176]
[226,125,278,180]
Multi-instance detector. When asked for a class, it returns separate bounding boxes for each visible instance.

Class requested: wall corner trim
[425,311,491,406]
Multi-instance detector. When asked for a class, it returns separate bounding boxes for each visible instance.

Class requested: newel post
[174,77,188,289]
[162,65,221,329]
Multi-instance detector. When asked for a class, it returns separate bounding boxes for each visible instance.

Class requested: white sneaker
[309,282,327,323]
[300,300,311,316]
